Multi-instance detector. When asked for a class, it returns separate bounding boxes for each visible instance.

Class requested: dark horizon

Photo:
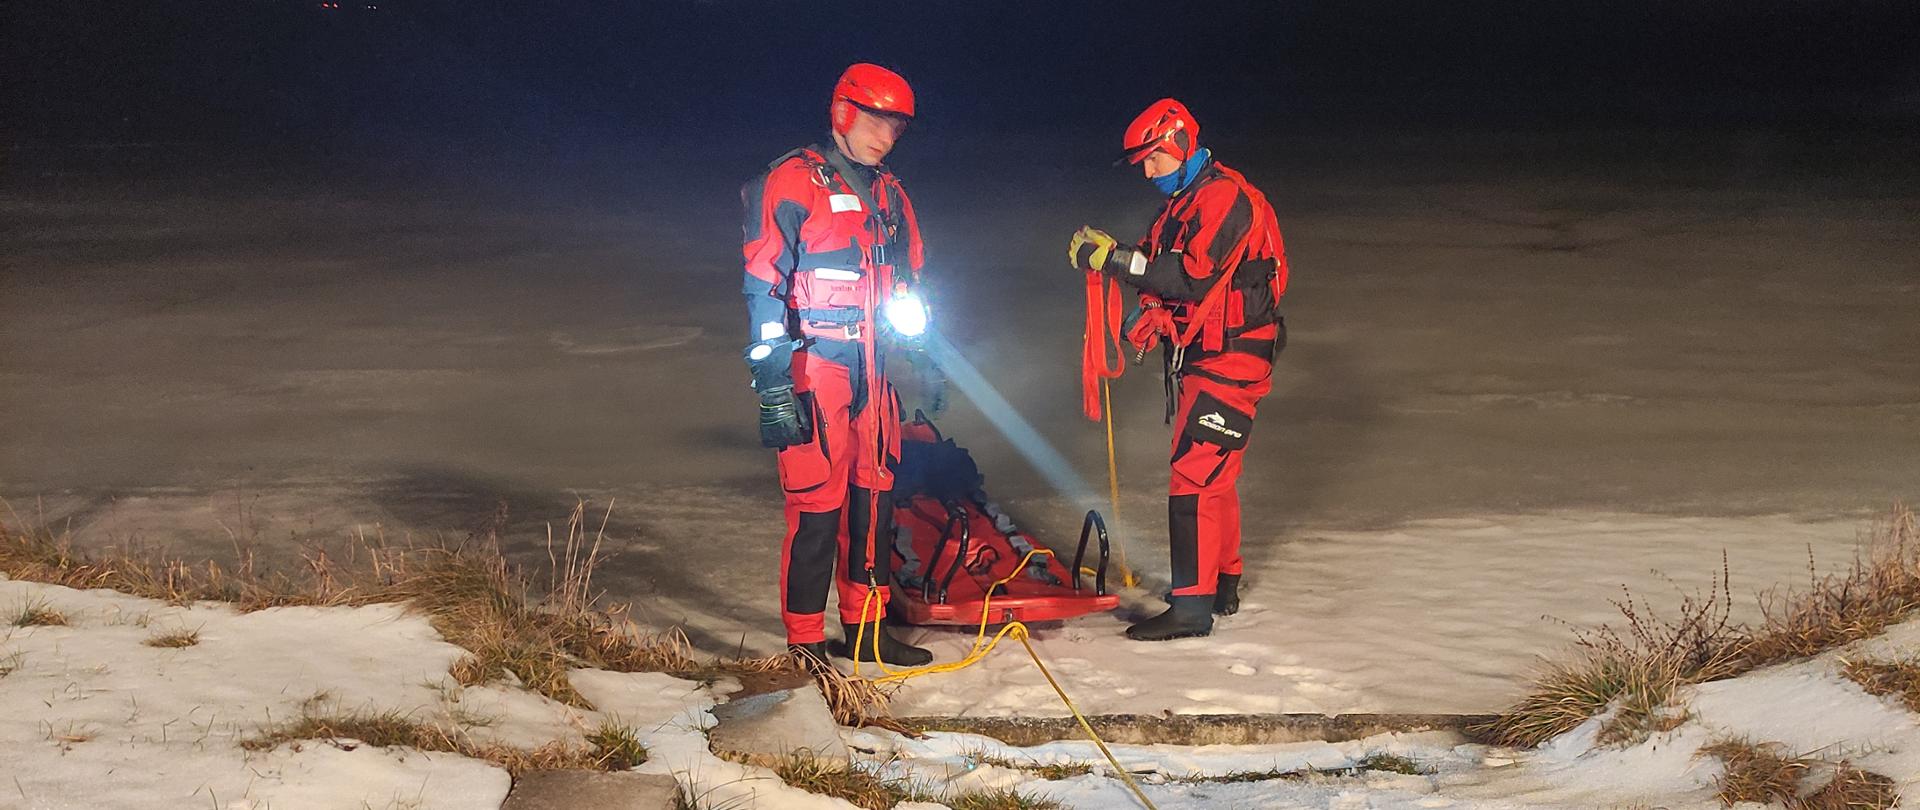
[8,0,1918,148]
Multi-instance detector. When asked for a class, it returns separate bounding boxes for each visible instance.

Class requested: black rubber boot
[787,642,833,673]
[836,621,933,667]
[1214,573,1242,616]
[1125,595,1216,641]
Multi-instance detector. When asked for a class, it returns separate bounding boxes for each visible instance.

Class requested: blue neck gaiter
[1151,147,1212,196]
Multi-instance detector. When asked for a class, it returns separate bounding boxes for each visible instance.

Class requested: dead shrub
[0,501,821,718]
[1738,508,1920,669]
[1488,505,1920,748]
[1484,557,1739,747]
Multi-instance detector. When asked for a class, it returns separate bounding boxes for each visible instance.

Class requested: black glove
[757,384,812,449]
[745,339,811,449]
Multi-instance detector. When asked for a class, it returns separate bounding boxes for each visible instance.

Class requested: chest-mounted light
[884,290,930,339]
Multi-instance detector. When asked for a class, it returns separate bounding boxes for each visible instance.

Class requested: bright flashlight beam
[923,332,1104,516]
[921,330,1153,585]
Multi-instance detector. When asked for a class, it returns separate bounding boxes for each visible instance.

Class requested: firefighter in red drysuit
[1069,99,1288,641]
[740,64,935,667]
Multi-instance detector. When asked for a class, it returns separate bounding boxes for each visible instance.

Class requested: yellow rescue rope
[851,552,1159,810]
[1101,380,1140,588]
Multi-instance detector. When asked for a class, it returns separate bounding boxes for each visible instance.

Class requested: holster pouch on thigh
[1173,391,1252,488]
[777,393,833,495]
[1184,390,1252,450]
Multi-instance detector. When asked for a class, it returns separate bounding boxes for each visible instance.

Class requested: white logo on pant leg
[1197,412,1244,440]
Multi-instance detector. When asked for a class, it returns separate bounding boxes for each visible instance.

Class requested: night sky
[7,0,1917,147]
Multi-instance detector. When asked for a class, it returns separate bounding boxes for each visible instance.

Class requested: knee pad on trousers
[786,509,839,613]
[1168,494,1201,591]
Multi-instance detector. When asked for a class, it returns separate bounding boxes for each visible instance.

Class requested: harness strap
[1179,365,1269,389]
[1080,270,1126,422]
[818,146,883,218]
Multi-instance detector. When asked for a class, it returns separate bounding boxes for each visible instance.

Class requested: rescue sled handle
[933,503,972,604]
[1072,510,1112,597]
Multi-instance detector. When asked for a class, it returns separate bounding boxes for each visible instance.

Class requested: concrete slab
[501,770,680,810]
[707,685,850,769]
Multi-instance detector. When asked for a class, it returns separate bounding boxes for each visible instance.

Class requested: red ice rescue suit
[1073,99,1288,640]
[740,65,927,652]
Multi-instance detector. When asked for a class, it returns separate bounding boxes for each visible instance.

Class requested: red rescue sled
[889,412,1120,626]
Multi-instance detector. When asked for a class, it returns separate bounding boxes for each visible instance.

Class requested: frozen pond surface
[3,132,1915,713]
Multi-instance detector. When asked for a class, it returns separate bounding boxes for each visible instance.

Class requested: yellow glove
[1068,226,1119,273]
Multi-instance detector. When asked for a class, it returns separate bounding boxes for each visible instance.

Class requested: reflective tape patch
[809,268,862,281]
[829,194,863,213]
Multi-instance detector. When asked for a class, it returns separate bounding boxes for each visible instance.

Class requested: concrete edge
[896,712,1502,747]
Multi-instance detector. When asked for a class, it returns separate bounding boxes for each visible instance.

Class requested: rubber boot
[787,642,833,674]
[1214,573,1242,616]
[836,621,933,667]
[1125,595,1215,641]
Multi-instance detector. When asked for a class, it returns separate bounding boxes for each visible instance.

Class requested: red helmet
[830,63,915,135]
[1119,98,1199,164]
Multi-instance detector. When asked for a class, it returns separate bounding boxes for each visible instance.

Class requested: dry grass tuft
[762,754,1062,810]
[723,650,904,732]
[1799,763,1899,810]
[142,627,200,648]
[944,789,1066,810]
[2,498,915,738]
[0,501,821,717]
[1700,740,1898,810]
[1179,753,1432,784]
[1488,505,1920,748]
[0,650,20,678]
[10,598,69,627]
[972,754,1096,780]
[770,755,910,810]
[1736,507,1920,669]
[1840,656,1920,714]
[244,708,645,774]
[1356,753,1426,775]
[1484,557,1738,747]
[584,722,648,771]
[811,665,904,731]
[1701,739,1810,806]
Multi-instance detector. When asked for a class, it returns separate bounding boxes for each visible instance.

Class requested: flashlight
[883,289,930,339]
